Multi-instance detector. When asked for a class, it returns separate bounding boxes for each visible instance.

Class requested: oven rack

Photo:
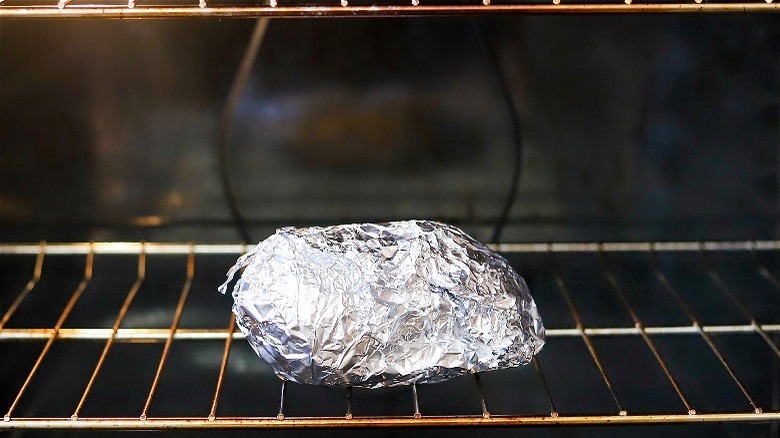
[0,0,776,18]
[1,240,778,430]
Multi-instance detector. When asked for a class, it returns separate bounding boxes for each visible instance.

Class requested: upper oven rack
[1,240,778,430]
[0,0,777,18]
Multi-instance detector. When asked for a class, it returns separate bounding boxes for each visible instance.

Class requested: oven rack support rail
[1,240,779,430]
[0,1,777,17]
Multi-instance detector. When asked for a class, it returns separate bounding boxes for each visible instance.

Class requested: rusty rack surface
[0,240,779,429]
[0,0,777,17]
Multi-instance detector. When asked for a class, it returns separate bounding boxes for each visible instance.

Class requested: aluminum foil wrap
[219,220,545,389]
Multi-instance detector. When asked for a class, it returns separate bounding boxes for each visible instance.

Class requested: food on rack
[219,220,545,389]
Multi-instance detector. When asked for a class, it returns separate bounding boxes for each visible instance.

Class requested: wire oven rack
[0,240,778,430]
[0,0,776,18]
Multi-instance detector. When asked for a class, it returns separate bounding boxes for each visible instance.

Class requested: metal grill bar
[549,251,627,416]
[345,387,353,420]
[2,324,779,342]
[3,240,780,256]
[472,373,490,418]
[0,3,777,18]
[599,249,695,415]
[0,242,45,330]
[207,243,245,421]
[701,249,780,359]
[651,249,763,413]
[752,245,780,292]
[411,383,421,419]
[140,246,195,421]
[208,316,237,421]
[71,249,147,420]
[1,241,778,429]
[3,247,93,421]
[2,413,778,429]
[531,356,558,417]
[277,380,287,420]
[750,249,780,292]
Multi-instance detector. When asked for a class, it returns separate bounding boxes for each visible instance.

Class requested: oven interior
[0,8,778,437]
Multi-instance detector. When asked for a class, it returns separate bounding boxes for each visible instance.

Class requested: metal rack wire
[0,240,778,430]
[0,0,777,18]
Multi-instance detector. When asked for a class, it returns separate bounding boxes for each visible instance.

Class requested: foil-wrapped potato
[219,220,545,389]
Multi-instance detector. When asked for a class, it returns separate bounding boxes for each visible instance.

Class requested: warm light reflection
[132,216,163,226]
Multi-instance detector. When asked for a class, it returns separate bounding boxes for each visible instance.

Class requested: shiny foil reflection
[220,220,544,388]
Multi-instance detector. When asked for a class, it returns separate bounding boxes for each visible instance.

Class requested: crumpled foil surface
[219,220,545,389]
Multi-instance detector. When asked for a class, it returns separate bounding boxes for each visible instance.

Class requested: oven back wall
[0,16,777,243]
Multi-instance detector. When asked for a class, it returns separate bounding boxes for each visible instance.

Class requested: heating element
[1,240,778,430]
